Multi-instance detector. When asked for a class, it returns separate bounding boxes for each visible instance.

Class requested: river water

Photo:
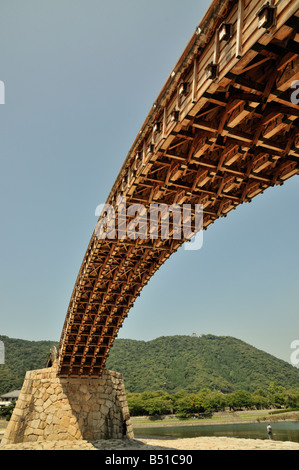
[134,421,299,443]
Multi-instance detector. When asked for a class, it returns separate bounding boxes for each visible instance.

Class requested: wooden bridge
[56,0,299,377]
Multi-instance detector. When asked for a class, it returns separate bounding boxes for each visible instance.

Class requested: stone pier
[1,363,133,445]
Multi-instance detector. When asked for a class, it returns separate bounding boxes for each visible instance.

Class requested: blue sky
[0,0,298,366]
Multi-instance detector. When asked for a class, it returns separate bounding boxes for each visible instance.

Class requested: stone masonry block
[1,367,133,444]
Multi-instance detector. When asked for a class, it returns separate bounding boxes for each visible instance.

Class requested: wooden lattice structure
[57,0,299,377]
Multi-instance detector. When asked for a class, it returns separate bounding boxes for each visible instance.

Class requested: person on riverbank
[267,424,273,440]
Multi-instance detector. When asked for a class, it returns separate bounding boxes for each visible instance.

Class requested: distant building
[191,333,198,338]
[0,390,20,407]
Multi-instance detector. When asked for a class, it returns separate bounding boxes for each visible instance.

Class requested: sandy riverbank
[1,411,299,450]
[1,436,299,450]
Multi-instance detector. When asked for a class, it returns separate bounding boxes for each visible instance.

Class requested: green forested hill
[0,335,58,395]
[1,334,299,396]
[106,335,299,393]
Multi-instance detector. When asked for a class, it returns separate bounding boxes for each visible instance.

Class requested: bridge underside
[57,0,299,377]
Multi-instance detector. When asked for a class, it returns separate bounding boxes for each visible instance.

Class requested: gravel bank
[1,436,299,450]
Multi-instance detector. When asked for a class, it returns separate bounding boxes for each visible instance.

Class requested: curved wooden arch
[57,0,299,376]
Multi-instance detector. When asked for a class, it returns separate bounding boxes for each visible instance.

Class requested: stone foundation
[1,364,133,444]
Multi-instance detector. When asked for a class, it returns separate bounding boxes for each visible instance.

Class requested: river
[134,421,299,443]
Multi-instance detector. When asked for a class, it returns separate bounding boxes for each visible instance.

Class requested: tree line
[1,382,298,422]
[127,383,299,417]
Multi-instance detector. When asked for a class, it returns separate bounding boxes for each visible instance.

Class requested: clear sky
[0,0,298,367]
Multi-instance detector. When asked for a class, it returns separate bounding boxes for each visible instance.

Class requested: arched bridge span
[57,0,299,377]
